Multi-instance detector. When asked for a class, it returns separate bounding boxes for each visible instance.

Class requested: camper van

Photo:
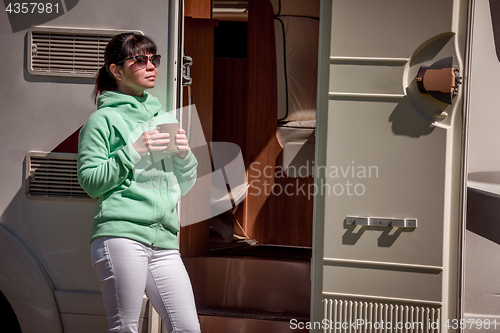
[0,0,499,332]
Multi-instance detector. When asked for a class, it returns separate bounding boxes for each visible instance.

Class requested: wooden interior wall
[184,0,211,19]
[180,0,314,251]
[243,0,313,246]
[212,58,248,233]
[179,18,218,257]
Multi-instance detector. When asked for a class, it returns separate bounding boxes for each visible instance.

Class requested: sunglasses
[117,54,161,68]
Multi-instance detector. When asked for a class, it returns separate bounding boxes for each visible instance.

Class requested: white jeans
[91,237,201,333]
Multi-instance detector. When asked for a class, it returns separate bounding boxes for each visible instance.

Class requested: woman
[77,32,200,333]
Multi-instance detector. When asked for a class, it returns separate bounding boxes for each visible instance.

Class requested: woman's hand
[175,128,190,158]
[132,129,170,157]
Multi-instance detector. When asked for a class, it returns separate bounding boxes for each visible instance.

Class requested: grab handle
[346,216,417,228]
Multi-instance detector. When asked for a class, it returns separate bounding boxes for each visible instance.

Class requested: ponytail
[92,65,117,104]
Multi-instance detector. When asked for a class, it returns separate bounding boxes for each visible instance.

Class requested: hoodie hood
[97,90,163,122]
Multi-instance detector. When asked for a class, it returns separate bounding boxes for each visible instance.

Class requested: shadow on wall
[389,98,436,138]
[342,220,415,248]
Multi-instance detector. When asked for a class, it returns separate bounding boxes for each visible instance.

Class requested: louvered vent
[28,28,136,78]
[323,297,441,333]
[26,153,92,200]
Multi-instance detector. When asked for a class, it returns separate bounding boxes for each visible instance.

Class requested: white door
[463,0,500,330]
[312,0,470,332]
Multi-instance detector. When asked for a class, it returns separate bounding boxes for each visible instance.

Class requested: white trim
[330,56,409,64]
[329,92,406,100]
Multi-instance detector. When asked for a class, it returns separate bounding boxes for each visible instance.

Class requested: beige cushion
[272,0,320,178]
[277,125,314,147]
[275,16,319,122]
[277,125,315,178]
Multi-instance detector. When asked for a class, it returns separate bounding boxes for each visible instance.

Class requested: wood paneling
[252,150,314,246]
[179,18,218,257]
[183,18,218,144]
[244,0,280,243]
[213,58,247,151]
[184,0,212,19]
[212,58,248,237]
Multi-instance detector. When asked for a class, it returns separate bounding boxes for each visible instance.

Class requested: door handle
[416,56,461,104]
[182,55,193,87]
[346,216,417,228]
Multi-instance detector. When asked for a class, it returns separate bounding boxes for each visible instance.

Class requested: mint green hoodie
[77,91,197,249]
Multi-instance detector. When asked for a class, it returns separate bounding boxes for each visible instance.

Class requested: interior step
[198,306,309,322]
[199,314,308,333]
[183,248,311,321]
[198,302,309,333]
[208,243,312,261]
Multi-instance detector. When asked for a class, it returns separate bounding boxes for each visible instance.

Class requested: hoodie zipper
[141,97,162,246]
[154,167,165,246]
[161,159,171,224]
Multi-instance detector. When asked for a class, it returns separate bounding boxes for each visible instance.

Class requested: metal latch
[346,216,417,229]
[182,55,192,87]
[416,56,461,105]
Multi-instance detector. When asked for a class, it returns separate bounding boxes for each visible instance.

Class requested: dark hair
[92,32,157,103]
